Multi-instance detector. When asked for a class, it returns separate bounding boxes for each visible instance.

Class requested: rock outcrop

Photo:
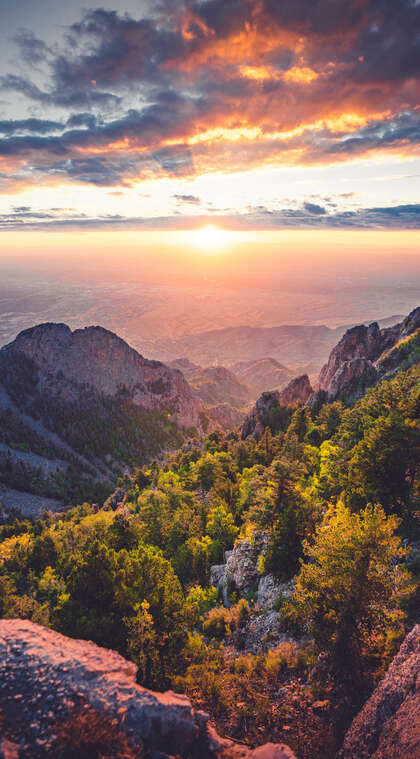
[0,619,296,759]
[317,307,420,401]
[318,322,383,391]
[257,575,293,610]
[0,324,204,513]
[211,534,269,604]
[326,358,378,402]
[241,391,283,439]
[241,375,312,439]
[1,323,201,429]
[278,375,313,406]
[340,624,420,759]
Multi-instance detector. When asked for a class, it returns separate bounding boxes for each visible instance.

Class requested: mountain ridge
[0,323,203,515]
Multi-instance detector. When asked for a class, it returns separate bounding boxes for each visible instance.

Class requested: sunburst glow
[189,224,231,253]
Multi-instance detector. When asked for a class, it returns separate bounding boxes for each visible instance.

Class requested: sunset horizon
[0,3,419,759]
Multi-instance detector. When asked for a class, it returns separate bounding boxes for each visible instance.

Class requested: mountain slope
[0,323,202,515]
[230,358,295,396]
[242,307,420,438]
[318,307,420,401]
[149,324,344,368]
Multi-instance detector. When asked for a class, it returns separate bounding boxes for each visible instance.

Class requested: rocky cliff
[210,535,294,654]
[0,619,296,759]
[340,624,420,759]
[2,323,201,429]
[318,307,420,401]
[241,375,312,439]
[0,324,203,515]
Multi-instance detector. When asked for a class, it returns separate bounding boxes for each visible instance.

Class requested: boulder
[210,564,230,607]
[239,611,282,654]
[340,624,420,759]
[210,536,269,607]
[0,619,296,759]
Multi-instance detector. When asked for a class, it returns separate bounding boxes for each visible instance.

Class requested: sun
[192,224,229,253]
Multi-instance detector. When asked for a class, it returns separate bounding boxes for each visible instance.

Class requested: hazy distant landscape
[0,264,416,362]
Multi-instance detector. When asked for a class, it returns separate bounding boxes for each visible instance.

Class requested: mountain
[242,307,420,438]
[169,359,252,431]
[229,358,295,396]
[242,375,313,439]
[170,360,251,408]
[147,324,344,369]
[0,323,202,516]
[138,316,404,372]
[317,306,420,401]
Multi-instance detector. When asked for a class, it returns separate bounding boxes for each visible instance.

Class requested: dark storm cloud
[0,118,62,135]
[56,8,181,87]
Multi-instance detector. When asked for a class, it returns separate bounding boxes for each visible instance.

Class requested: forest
[0,363,418,758]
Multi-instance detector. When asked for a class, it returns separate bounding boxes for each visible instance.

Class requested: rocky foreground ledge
[0,620,295,759]
[341,623,420,759]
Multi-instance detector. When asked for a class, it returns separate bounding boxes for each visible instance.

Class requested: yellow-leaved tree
[291,502,414,691]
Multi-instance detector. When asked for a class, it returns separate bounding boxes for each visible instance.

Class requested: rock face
[257,575,293,610]
[278,374,313,406]
[210,535,268,605]
[326,358,378,401]
[318,307,420,401]
[318,322,383,391]
[210,546,296,655]
[340,624,420,759]
[2,323,201,429]
[0,619,296,759]
[241,375,312,440]
[0,324,204,513]
[241,391,282,439]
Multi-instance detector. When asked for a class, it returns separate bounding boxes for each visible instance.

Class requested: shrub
[202,599,251,639]
[49,705,143,759]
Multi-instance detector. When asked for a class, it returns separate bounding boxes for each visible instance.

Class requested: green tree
[291,502,412,690]
[126,600,159,687]
[206,503,238,560]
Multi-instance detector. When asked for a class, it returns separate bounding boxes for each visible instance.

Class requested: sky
[0,0,419,234]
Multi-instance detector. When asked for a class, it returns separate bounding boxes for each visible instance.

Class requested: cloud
[0,73,120,109]
[13,29,51,65]
[172,194,201,204]
[0,118,62,135]
[2,203,420,232]
[303,201,327,215]
[0,1,419,193]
